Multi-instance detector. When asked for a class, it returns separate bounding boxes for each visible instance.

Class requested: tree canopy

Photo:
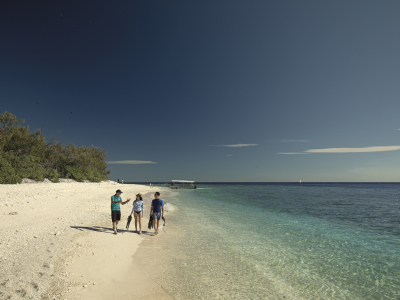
[0,111,110,183]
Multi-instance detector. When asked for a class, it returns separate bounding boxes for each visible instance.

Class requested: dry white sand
[0,180,172,300]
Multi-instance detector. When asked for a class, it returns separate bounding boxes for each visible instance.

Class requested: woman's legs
[134,213,138,231]
[138,213,142,232]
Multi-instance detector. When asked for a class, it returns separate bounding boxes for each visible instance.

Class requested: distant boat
[165,180,196,189]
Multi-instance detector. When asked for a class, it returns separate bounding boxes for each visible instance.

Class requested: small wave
[164,202,175,213]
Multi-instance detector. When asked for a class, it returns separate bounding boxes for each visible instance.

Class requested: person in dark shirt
[149,192,164,235]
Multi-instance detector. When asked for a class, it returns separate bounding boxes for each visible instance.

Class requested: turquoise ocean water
[134,183,400,299]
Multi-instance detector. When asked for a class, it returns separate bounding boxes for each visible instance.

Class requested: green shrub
[0,156,21,184]
[83,167,94,181]
[0,112,111,183]
[0,112,47,162]
[89,168,108,182]
[11,155,45,181]
[64,165,86,182]
[63,165,108,182]
[46,169,60,183]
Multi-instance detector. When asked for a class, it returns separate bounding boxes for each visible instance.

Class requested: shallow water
[135,183,400,299]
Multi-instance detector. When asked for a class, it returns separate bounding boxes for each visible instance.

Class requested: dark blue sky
[2,0,400,182]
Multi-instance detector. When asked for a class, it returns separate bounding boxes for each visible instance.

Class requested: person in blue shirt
[149,191,164,235]
[111,189,131,234]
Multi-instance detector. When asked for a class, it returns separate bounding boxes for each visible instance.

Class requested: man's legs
[112,211,120,234]
[112,221,119,233]
[154,219,159,234]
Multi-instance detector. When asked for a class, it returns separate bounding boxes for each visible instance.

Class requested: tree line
[0,111,110,184]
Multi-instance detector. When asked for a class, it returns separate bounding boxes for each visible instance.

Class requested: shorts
[111,210,121,222]
[153,212,161,220]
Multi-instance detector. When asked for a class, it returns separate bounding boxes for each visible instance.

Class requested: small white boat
[166,180,196,189]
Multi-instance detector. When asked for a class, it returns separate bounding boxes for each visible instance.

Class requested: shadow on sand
[70,226,152,235]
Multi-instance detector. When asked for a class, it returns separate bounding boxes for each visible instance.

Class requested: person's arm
[161,206,165,218]
[111,197,120,204]
[150,205,153,217]
[122,198,131,205]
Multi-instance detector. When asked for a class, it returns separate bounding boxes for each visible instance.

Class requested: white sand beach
[0,181,172,300]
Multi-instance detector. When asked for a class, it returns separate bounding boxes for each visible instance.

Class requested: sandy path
[65,190,174,300]
[0,181,170,300]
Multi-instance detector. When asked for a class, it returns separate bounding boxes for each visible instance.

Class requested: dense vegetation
[0,111,110,184]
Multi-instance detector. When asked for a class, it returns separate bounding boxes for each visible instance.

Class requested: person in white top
[130,193,144,234]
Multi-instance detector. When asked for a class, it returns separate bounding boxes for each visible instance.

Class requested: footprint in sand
[42,263,53,269]
[38,272,45,277]
[30,282,39,291]
[15,289,27,297]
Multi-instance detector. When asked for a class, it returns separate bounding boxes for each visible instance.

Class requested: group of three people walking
[110,189,165,235]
